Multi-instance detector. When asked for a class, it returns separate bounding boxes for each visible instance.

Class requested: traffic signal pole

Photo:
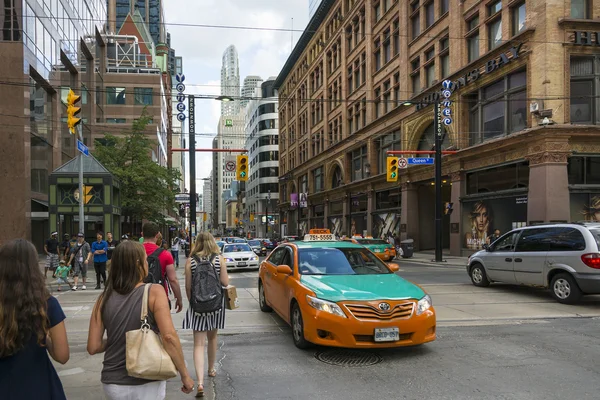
[434,101,443,262]
[78,124,84,234]
[188,96,196,240]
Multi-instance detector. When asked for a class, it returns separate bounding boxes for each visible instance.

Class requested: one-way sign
[408,157,434,165]
[77,140,89,157]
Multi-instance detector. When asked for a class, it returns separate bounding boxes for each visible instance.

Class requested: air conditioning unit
[530,102,540,114]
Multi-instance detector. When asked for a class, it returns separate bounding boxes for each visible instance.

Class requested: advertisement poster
[570,193,600,222]
[290,193,298,208]
[299,192,308,208]
[298,221,308,237]
[462,196,527,250]
[373,213,401,238]
[328,217,343,236]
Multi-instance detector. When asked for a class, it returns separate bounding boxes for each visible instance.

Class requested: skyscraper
[220,45,241,116]
[241,75,263,110]
[309,0,323,17]
[108,0,166,45]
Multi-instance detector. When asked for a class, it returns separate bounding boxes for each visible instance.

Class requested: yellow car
[258,229,436,349]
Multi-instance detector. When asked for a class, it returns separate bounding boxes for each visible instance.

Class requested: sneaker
[72,286,77,291]
[57,287,62,292]
[82,285,87,290]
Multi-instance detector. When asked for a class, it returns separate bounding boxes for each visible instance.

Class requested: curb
[397,258,466,269]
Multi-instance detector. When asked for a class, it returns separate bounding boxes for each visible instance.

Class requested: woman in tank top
[87,241,194,399]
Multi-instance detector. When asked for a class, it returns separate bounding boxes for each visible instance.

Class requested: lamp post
[265,189,271,238]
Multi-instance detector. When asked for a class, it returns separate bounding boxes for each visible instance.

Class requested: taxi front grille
[344,302,414,321]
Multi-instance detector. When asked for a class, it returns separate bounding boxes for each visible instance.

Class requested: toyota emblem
[378,302,391,312]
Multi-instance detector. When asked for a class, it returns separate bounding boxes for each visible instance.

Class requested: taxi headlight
[306,295,347,318]
[416,295,432,316]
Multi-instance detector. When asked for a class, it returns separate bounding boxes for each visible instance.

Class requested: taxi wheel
[470,263,490,287]
[291,302,310,349]
[258,280,272,312]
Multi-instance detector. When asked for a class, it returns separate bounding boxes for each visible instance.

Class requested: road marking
[57,367,86,377]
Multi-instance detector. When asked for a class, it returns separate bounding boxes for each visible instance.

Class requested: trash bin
[400,239,414,258]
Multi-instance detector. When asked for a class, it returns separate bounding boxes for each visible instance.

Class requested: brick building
[275,0,600,256]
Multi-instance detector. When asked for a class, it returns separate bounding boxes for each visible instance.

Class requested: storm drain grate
[315,349,382,367]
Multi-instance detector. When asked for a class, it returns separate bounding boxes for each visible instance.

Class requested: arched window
[331,165,343,188]
[416,123,451,152]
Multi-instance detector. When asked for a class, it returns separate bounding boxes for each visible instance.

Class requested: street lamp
[265,190,271,238]
[216,95,234,102]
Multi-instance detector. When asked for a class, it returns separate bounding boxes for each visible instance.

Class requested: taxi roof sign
[304,229,336,242]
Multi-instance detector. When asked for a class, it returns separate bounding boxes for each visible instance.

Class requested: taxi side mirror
[276,265,293,275]
[387,262,400,272]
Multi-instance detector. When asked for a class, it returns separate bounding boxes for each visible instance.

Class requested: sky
[163,0,311,186]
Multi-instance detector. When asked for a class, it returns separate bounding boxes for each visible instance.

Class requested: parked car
[466,223,600,304]
[262,239,275,250]
[248,239,267,256]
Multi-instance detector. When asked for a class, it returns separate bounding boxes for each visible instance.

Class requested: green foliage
[93,111,181,223]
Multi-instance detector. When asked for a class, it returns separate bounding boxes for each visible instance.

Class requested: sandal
[195,384,204,398]
[208,368,217,377]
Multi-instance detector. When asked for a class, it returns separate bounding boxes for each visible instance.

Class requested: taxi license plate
[374,249,381,253]
[238,262,247,267]
[374,328,399,342]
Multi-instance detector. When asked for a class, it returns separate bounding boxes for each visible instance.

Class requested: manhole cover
[315,349,382,367]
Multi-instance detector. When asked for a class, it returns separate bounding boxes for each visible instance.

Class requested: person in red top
[141,222,183,313]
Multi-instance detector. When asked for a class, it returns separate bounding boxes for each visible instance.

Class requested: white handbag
[125,284,178,380]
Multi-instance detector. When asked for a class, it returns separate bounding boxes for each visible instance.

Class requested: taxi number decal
[307,234,334,241]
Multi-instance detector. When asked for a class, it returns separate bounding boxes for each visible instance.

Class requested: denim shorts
[103,380,166,400]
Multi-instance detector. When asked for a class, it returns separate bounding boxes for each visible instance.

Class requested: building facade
[241,75,263,109]
[202,175,213,232]
[309,0,323,17]
[107,0,166,45]
[244,78,280,238]
[276,0,600,256]
[0,0,108,250]
[220,45,241,116]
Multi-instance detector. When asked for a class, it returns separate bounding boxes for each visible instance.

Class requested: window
[383,29,391,64]
[374,88,381,118]
[107,87,126,104]
[106,118,126,123]
[511,2,526,35]
[425,1,435,29]
[374,2,381,22]
[411,58,421,94]
[492,232,520,252]
[313,167,324,192]
[411,1,420,39]
[134,87,153,105]
[489,0,502,15]
[350,146,368,181]
[467,16,480,62]
[515,228,552,252]
[383,81,391,113]
[468,71,527,144]
[374,39,381,71]
[570,57,595,124]
[488,18,502,50]
[393,19,400,56]
[440,37,450,78]
[547,228,586,252]
[425,63,435,87]
[441,0,449,15]
[568,156,600,185]
[572,0,590,19]
[393,73,400,107]
[377,131,400,174]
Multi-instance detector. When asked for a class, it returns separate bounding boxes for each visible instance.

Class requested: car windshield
[298,247,391,275]
[356,239,389,245]
[248,240,261,246]
[223,244,252,253]
[233,238,246,243]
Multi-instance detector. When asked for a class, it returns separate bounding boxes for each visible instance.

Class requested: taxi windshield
[298,247,391,275]
[223,244,252,253]
[356,239,389,245]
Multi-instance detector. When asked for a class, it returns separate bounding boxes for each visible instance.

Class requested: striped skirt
[182,296,226,332]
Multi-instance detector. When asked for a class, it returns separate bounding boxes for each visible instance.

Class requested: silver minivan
[466,223,600,304]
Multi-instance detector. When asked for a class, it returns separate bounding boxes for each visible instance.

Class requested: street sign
[177,112,186,122]
[76,139,89,157]
[176,93,185,102]
[175,73,185,83]
[176,83,185,92]
[408,157,434,165]
[225,161,236,171]
[175,193,190,203]
[176,103,186,112]
[398,157,408,169]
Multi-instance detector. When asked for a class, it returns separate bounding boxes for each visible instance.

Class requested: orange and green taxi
[345,236,396,261]
[258,229,436,349]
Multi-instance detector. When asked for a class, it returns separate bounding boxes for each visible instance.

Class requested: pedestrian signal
[66,89,81,134]
[386,157,398,182]
[236,155,248,181]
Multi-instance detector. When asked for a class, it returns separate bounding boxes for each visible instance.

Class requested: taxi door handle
[505,258,513,262]
[514,258,523,263]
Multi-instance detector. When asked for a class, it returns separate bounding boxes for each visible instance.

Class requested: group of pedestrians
[0,223,229,399]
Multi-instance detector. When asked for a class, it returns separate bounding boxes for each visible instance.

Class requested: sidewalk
[399,251,469,268]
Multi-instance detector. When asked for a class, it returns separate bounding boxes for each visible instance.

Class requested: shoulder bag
[125,283,178,381]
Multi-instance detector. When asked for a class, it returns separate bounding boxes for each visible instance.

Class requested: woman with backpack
[87,240,194,399]
[182,232,229,398]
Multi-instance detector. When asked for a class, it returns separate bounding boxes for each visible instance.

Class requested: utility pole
[434,101,443,262]
[188,95,196,240]
[266,189,271,238]
[66,89,84,234]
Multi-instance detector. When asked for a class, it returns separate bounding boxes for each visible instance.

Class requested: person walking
[67,233,91,290]
[59,234,71,261]
[106,232,118,272]
[141,222,183,313]
[182,232,229,398]
[171,236,182,268]
[92,232,109,290]
[87,241,194,399]
[44,231,60,279]
[0,239,70,399]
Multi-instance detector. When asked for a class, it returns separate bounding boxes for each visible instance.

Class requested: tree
[94,112,181,226]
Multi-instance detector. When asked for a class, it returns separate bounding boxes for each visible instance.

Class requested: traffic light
[66,89,81,134]
[236,155,248,181]
[386,157,398,182]
[444,202,454,215]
